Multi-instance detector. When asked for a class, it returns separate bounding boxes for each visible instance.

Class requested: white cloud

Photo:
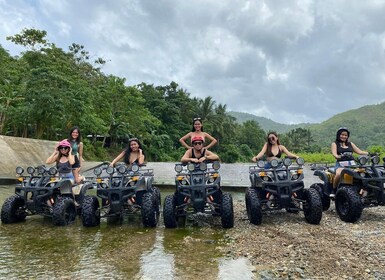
[1,0,385,124]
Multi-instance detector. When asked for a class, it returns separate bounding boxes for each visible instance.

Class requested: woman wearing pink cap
[179,117,217,149]
[46,139,76,183]
[181,136,219,163]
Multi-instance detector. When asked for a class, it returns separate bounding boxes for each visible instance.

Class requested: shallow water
[0,185,254,280]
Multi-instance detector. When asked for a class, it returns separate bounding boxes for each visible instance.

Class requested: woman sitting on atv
[109,137,145,167]
[181,136,219,163]
[252,131,299,166]
[46,139,76,184]
[330,127,368,197]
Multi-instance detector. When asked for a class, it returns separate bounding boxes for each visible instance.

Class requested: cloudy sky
[1,0,385,124]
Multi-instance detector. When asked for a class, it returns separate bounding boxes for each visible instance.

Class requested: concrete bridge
[0,135,318,188]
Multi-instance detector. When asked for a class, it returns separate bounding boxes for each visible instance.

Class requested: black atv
[246,157,322,225]
[1,165,92,226]
[310,154,385,223]
[163,161,234,228]
[81,163,160,227]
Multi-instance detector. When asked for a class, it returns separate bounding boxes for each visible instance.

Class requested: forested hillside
[1,28,384,162]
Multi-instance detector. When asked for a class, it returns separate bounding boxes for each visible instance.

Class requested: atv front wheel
[81,195,100,227]
[163,195,177,228]
[245,188,262,225]
[310,183,331,211]
[303,188,322,224]
[335,186,363,223]
[1,195,27,224]
[221,193,234,228]
[52,197,77,226]
[141,193,158,227]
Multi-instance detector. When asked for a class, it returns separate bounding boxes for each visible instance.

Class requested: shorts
[72,155,80,168]
[60,172,75,184]
[336,160,355,167]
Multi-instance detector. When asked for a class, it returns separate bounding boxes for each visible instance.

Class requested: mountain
[229,101,385,149]
[228,111,312,133]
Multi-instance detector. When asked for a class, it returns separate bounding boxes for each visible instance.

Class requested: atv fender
[57,180,73,195]
[313,169,329,184]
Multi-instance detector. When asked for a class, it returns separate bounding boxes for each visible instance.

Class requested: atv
[246,157,322,225]
[163,161,234,228]
[81,163,160,227]
[310,154,385,223]
[1,165,92,226]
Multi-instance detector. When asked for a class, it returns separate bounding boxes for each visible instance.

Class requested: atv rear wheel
[335,186,363,223]
[310,183,331,211]
[52,197,77,226]
[1,195,27,224]
[303,188,323,224]
[220,193,234,228]
[245,188,262,225]
[81,195,100,227]
[163,195,177,228]
[141,193,158,227]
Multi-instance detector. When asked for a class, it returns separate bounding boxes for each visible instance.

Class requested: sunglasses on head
[193,141,203,145]
[59,146,69,150]
[193,117,201,121]
[128,137,138,142]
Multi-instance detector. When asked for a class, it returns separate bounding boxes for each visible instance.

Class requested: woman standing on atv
[46,139,76,184]
[179,117,217,150]
[110,138,145,167]
[331,127,368,196]
[68,126,84,184]
[252,131,299,163]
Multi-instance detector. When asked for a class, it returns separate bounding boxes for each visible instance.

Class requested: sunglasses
[193,142,203,145]
[128,138,138,142]
[268,136,276,141]
[193,117,201,121]
[59,146,69,150]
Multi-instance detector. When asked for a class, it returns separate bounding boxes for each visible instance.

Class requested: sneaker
[329,189,336,198]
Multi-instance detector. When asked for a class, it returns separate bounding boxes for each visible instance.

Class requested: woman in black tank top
[330,127,368,196]
[252,131,298,163]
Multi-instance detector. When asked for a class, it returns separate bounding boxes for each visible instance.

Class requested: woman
[110,138,145,167]
[46,139,75,184]
[179,117,217,149]
[181,136,219,163]
[252,131,299,163]
[330,127,368,196]
[68,126,84,183]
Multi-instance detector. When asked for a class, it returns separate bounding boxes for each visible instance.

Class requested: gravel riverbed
[221,199,385,279]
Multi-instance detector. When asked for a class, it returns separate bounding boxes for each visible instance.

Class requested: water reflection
[0,185,254,279]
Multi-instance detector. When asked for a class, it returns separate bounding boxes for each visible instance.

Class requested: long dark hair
[266,131,280,156]
[68,126,82,144]
[124,138,144,164]
[335,127,350,144]
[191,117,204,132]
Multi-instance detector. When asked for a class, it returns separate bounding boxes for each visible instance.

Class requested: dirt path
[223,200,385,279]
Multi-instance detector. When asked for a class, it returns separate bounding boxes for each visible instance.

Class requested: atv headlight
[27,166,35,174]
[131,164,139,172]
[187,163,195,172]
[212,161,220,170]
[38,166,46,174]
[262,176,269,181]
[199,162,207,171]
[208,177,215,183]
[371,156,380,165]
[296,157,305,165]
[283,158,292,167]
[270,159,279,168]
[16,166,24,175]
[117,165,127,174]
[257,160,265,168]
[175,164,183,173]
[106,166,115,175]
[49,167,57,175]
[358,156,368,165]
[181,179,188,185]
[94,167,102,176]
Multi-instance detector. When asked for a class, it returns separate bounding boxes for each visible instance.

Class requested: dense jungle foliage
[1,29,384,163]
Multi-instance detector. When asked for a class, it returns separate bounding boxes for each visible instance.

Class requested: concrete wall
[0,135,56,177]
